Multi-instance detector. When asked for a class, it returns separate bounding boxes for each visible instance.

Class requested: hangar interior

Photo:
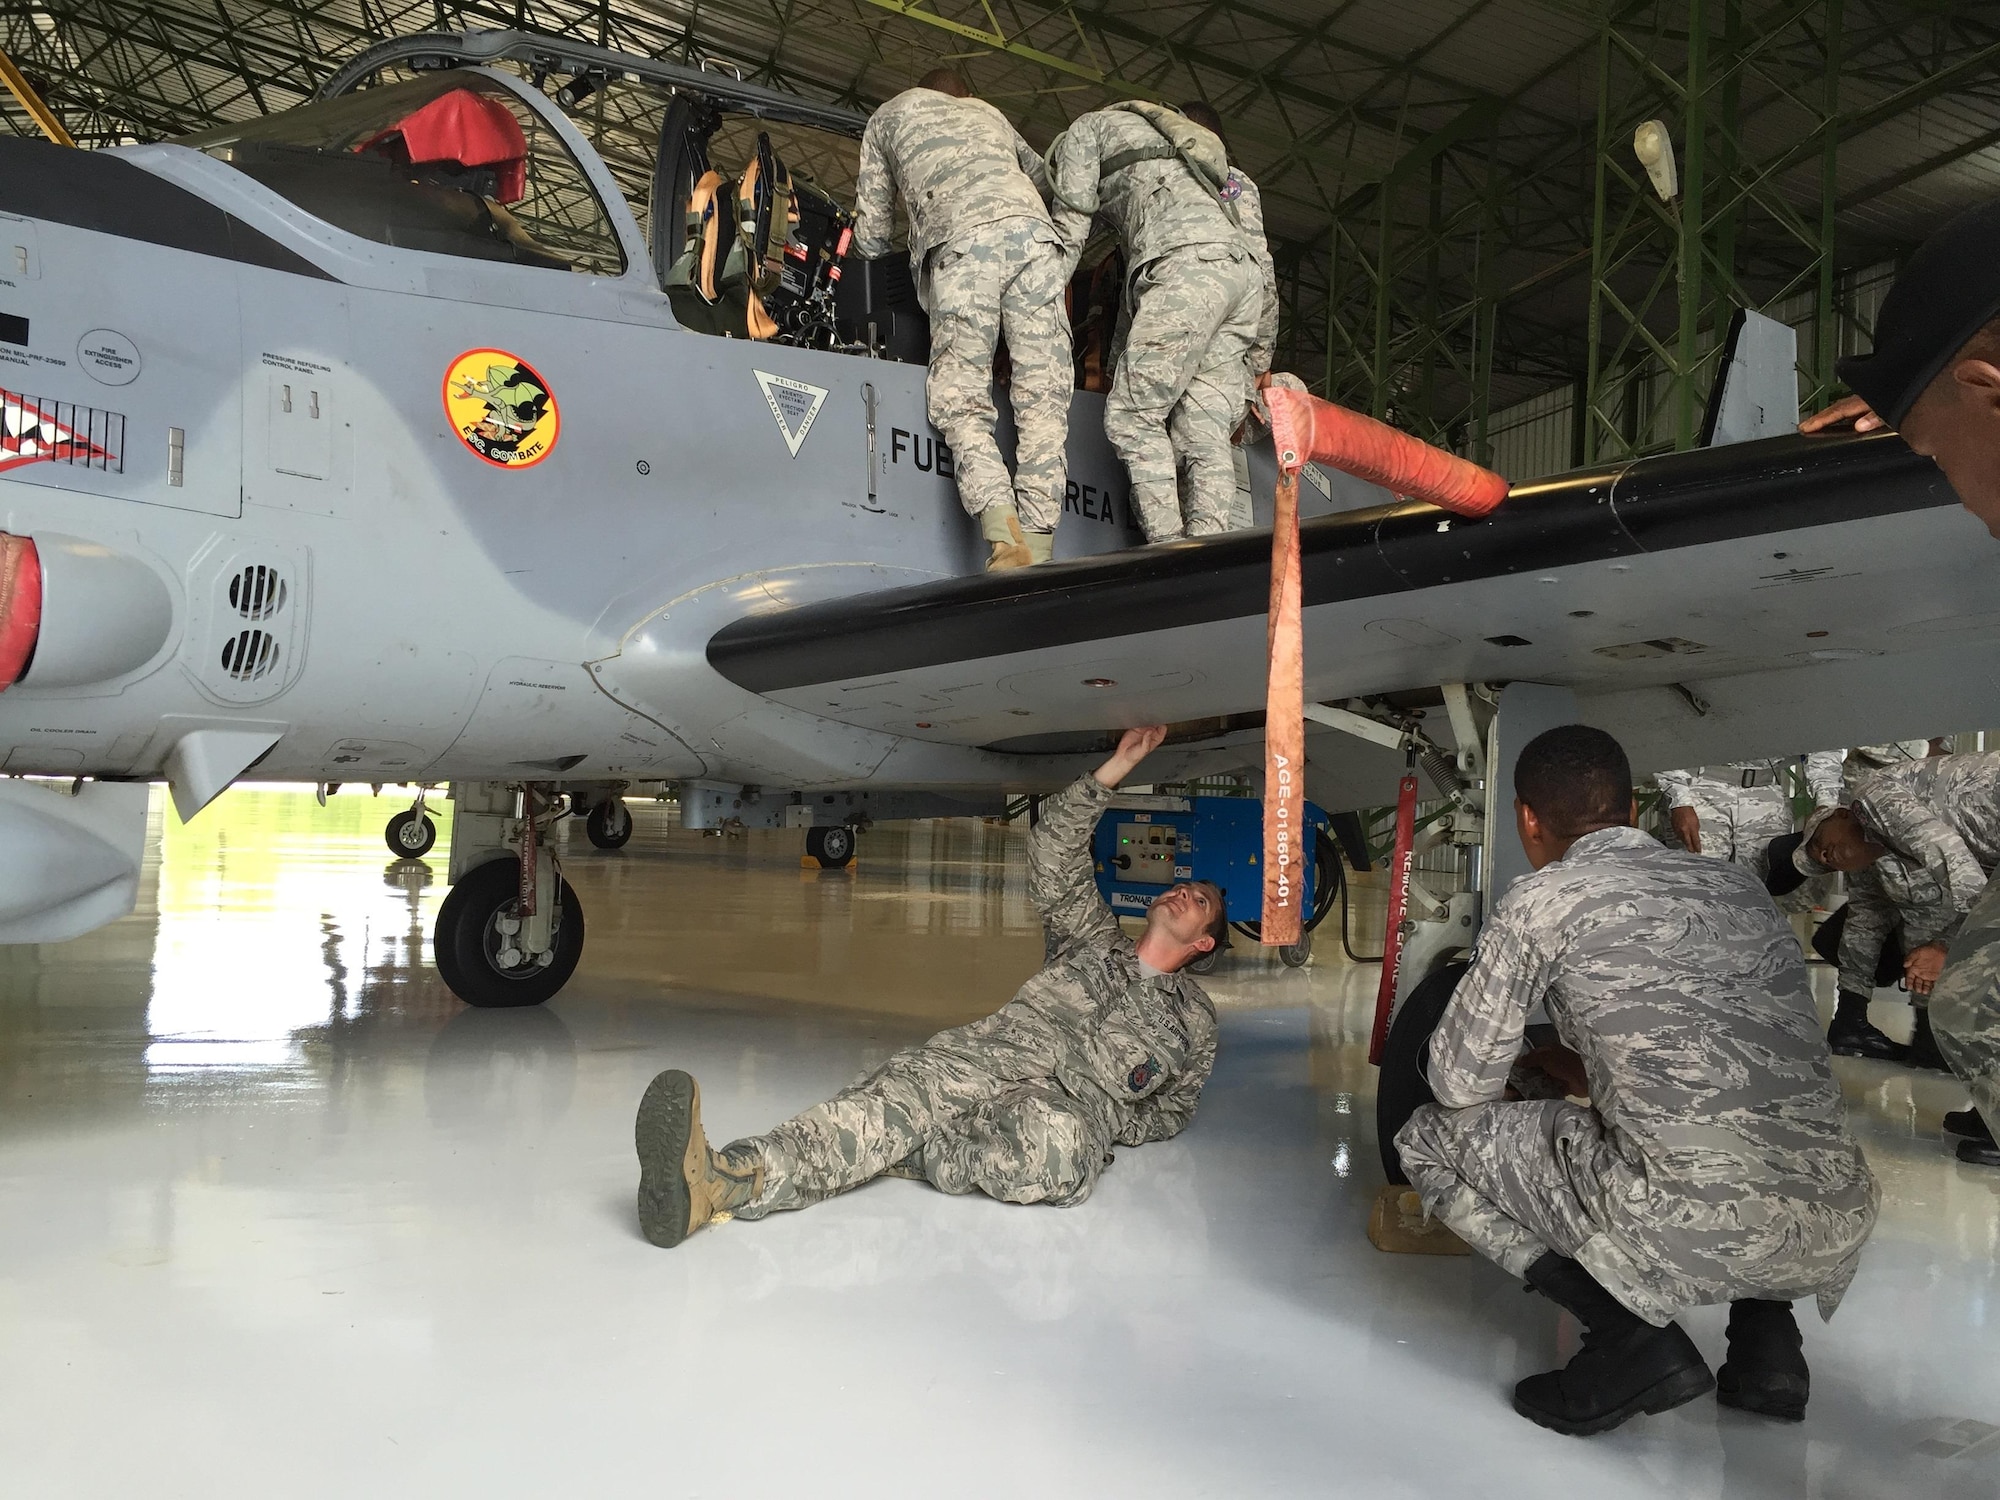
[2,2,1999,1495]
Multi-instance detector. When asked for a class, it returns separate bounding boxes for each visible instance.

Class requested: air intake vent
[220,628,280,681]
[227,564,288,620]
[187,541,309,707]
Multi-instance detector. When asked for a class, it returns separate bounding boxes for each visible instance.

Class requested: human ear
[1950,358,2000,409]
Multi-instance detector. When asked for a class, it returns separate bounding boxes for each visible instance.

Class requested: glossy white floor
[2,791,1996,1498]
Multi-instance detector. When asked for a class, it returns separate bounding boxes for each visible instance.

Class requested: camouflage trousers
[926,217,1073,532]
[1397,1099,1872,1325]
[1104,244,1262,542]
[1931,866,2000,1140]
[1678,784,1793,877]
[730,1033,1118,1219]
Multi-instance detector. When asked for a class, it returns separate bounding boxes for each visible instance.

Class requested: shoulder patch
[1220,171,1244,202]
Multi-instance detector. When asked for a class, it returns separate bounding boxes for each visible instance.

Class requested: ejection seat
[664,135,792,339]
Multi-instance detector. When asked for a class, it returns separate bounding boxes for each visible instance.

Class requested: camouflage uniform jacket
[851,88,1053,292]
[1047,107,1241,270]
[1846,751,2000,962]
[1022,775,1218,1144]
[1428,824,1877,1318]
[1656,755,1841,808]
[1842,740,1931,801]
[1230,169,1279,379]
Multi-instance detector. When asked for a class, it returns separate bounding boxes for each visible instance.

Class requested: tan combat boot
[635,1069,765,1248]
[1022,527,1056,565]
[980,504,1033,571]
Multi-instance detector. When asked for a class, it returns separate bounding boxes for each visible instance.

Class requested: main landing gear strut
[433,782,585,1007]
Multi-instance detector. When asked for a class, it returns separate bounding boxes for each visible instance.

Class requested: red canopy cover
[365,89,528,203]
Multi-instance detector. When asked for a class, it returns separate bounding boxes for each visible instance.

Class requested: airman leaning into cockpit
[851,69,1072,571]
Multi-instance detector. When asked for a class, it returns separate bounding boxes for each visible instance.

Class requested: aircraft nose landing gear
[434,783,586,1007]
[584,797,633,849]
[385,786,440,857]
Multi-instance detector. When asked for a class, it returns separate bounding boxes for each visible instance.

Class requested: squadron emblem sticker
[443,349,559,468]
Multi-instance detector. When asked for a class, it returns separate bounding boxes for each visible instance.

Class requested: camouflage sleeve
[1857,778,1987,946]
[1424,896,1558,1109]
[1654,768,1697,809]
[1804,751,1845,809]
[1837,872,1895,998]
[852,115,897,259]
[1014,126,1050,197]
[1046,117,1102,257]
[1027,774,1122,956]
[1236,175,1279,377]
[1121,1011,1217,1144]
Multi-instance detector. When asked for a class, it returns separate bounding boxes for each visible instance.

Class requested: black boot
[1906,1009,1953,1072]
[1717,1299,1809,1421]
[1826,992,1908,1061]
[1514,1254,1714,1436]
[1957,1137,2000,1169]
[1943,1108,1995,1141]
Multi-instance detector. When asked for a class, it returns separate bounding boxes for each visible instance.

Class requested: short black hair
[1177,99,1225,149]
[917,67,970,97]
[1513,725,1632,840]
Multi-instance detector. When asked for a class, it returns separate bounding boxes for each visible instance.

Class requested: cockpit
[175,72,628,277]
[172,35,1125,389]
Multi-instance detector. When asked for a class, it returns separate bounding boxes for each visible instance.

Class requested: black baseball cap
[1837,198,2000,427]
[1762,832,1808,898]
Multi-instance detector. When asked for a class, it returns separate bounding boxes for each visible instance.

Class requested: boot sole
[1717,1371,1808,1422]
[635,1069,697,1248]
[1514,1362,1715,1437]
[1828,1041,1908,1061]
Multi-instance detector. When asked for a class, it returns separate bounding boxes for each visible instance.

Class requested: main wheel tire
[386,809,437,858]
[1279,930,1313,968]
[585,798,633,850]
[805,824,854,868]
[1375,959,1471,1184]
[433,858,586,1008]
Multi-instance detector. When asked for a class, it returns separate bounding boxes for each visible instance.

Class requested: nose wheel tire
[806,824,854,868]
[386,809,437,858]
[1376,960,1471,1183]
[433,858,586,1008]
[585,798,634,849]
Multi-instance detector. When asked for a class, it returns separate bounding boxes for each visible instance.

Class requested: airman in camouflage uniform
[853,75,1072,568]
[1396,724,1875,1435]
[1656,754,1840,879]
[1800,751,2000,1165]
[1047,104,1270,542]
[634,726,1225,1247]
[1398,825,1877,1325]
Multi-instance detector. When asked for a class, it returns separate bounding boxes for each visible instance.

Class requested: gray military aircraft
[0,28,1994,1010]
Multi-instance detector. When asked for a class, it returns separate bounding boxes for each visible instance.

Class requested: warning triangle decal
[754,369,828,459]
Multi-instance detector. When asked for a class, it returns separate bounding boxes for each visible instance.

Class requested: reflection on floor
[2,789,1996,1496]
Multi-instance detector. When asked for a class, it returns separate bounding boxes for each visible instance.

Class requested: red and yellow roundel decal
[442,348,560,469]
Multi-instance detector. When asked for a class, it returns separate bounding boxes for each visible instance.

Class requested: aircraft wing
[709,431,2000,776]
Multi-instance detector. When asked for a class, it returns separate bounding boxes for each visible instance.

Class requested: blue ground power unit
[1090,794,1332,934]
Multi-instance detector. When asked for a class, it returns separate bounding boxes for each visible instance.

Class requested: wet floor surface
[2,790,1997,1496]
